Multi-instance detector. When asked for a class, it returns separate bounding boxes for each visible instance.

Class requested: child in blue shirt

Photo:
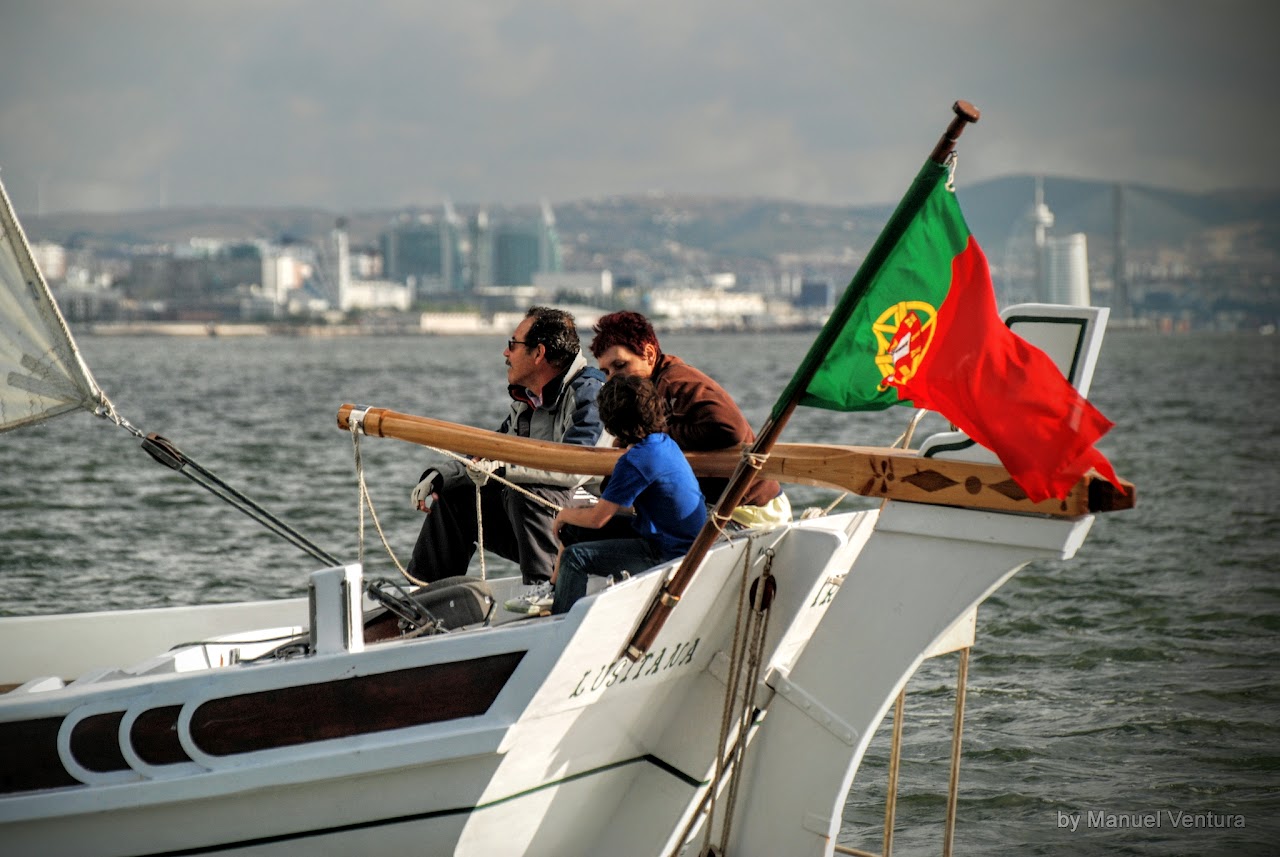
[522,373,706,616]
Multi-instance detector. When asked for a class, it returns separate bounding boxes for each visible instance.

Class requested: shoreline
[74,320,828,338]
[72,319,1264,338]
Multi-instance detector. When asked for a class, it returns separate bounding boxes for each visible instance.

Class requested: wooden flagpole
[620,100,982,661]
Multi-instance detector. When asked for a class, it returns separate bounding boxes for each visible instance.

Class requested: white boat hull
[0,505,1092,857]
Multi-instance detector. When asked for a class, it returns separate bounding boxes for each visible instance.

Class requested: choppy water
[1,329,1277,855]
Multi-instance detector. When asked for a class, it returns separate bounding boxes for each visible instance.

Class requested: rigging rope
[718,552,775,854]
[345,416,569,587]
[349,420,424,584]
[417,445,568,584]
[668,540,775,857]
[701,539,757,855]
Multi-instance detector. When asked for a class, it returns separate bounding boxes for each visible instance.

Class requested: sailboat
[0,103,1133,857]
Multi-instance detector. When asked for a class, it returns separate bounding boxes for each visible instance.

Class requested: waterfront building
[477,201,562,288]
[380,209,465,299]
[645,287,768,329]
[1041,233,1091,306]
[31,241,67,281]
[532,270,612,300]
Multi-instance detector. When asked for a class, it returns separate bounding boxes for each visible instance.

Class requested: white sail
[0,173,105,433]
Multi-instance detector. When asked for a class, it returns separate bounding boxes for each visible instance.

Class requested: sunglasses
[507,338,536,351]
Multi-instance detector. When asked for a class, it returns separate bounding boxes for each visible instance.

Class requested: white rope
[474,479,486,581]
[945,150,959,191]
[428,444,565,512]
[345,424,571,587]
[669,539,774,857]
[702,539,756,854]
[348,419,429,586]
[719,558,774,853]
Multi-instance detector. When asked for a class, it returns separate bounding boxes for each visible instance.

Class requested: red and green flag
[776,160,1120,502]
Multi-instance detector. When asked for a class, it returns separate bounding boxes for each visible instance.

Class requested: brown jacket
[651,353,781,508]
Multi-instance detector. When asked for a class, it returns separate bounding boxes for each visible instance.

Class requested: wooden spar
[337,404,1134,517]
[340,404,619,477]
[621,100,984,661]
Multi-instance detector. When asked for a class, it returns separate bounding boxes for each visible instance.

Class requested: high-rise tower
[1031,176,1055,292]
[1112,184,1131,320]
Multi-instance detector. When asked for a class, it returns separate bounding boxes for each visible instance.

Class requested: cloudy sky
[0,0,1275,214]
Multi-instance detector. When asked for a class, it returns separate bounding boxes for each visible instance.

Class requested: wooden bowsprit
[336,405,1133,519]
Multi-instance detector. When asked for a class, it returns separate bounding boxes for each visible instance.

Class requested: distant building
[533,270,612,299]
[1001,178,1091,308]
[120,240,264,320]
[796,278,834,310]
[418,311,490,334]
[330,219,411,311]
[380,209,465,299]
[1041,234,1091,306]
[645,288,768,328]
[341,280,412,312]
[476,201,562,288]
[261,248,312,306]
[31,241,67,281]
[491,224,541,286]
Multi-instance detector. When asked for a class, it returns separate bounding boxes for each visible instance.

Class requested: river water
[1,328,1277,855]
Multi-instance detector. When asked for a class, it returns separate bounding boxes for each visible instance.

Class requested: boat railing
[835,609,977,857]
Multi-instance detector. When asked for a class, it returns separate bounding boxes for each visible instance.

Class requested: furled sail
[0,174,106,433]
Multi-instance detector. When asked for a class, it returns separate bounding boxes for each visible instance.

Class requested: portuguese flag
[777,160,1120,502]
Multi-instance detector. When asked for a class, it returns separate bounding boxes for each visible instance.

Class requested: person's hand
[466,458,501,487]
[412,470,441,513]
[550,545,564,584]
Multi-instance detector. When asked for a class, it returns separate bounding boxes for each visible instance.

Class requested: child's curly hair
[598,374,667,447]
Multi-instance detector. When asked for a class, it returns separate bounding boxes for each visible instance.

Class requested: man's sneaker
[503,582,554,616]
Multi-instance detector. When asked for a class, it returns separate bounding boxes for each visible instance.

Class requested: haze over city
[1,0,1276,215]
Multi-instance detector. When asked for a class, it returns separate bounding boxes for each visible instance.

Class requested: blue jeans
[551,536,666,615]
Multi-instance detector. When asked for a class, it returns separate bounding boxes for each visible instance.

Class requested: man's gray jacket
[434,351,611,491]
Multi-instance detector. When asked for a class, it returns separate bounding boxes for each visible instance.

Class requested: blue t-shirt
[601,433,707,559]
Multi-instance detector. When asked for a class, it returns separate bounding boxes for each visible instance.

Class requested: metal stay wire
[94,392,342,568]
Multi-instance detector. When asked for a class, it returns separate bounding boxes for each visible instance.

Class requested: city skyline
[1,1,1275,215]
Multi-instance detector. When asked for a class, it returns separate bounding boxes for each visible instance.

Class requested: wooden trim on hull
[134,705,188,765]
[192,651,525,755]
[338,405,1135,517]
[72,711,132,771]
[0,716,79,792]
[0,652,525,795]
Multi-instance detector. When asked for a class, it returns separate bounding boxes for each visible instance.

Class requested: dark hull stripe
[192,651,526,755]
[1,652,527,794]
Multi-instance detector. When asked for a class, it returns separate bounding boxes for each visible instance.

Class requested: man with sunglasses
[407,306,610,586]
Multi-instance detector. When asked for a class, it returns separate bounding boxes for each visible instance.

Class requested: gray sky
[1,0,1275,214]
